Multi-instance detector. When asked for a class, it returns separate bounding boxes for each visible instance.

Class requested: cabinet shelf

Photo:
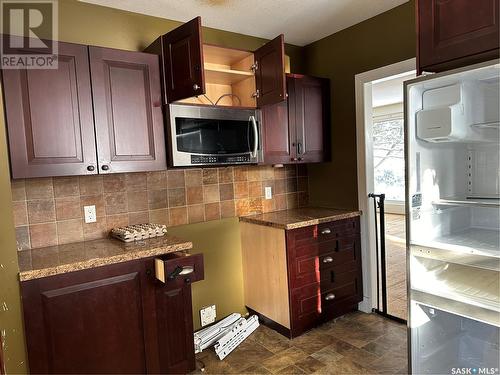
[204,64,254,85]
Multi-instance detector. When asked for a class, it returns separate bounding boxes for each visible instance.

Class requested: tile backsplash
[11,165,308,250]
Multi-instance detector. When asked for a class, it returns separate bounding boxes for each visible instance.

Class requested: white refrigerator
[405,60,500,374]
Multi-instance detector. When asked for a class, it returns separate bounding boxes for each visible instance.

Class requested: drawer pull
[323,256,333,263]
[325,293,335,301]
[321,228,331,235]
[154,258,194,283]
[168,265,194,280]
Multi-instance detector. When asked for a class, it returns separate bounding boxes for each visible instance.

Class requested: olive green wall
[0,85,28,374]
[168,218,244,331]
[0,1,304,372]
[304,1,416,210]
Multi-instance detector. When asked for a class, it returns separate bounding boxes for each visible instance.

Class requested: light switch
[265,186,272,200]
[84,205,97,223]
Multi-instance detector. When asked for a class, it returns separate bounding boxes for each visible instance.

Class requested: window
[373,113,405,201]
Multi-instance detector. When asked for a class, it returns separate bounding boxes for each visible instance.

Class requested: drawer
[290,270,362,335]
[155,252,204,290]
[286,217,360,247]
[317,217,359,241]
[288,235,360,289]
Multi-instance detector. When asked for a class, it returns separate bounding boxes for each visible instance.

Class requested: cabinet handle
[325,293,335,301]
[335,240,339,252]
[321,228,331,235]
[101,165,109,171]
[193,83,200,91]
[323,256,333,263]
[251,89,260,98]
[298,157,303,161]
[291,157,298,161]
[86,165,95,172]
[297,142,303,155]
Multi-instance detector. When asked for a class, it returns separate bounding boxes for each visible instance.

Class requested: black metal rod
[378,194,388,314]
[368,193,387,314]
[368,193,381,311]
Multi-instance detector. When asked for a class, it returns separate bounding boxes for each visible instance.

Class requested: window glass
[373,116,405,201]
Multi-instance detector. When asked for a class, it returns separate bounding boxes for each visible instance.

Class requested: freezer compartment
[410,255,499,311]
[411,302,500,374]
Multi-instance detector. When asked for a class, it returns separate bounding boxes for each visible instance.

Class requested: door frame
[354,58,416,313]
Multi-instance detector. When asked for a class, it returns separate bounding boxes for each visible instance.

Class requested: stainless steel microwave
[166,104,262,167]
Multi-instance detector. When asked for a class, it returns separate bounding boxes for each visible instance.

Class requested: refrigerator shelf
[411,258,499,314]
[412,227,499,257]
[411,245,500,271]
[471,121,500,129]
[411,290,500,327]
[432,197,500,208]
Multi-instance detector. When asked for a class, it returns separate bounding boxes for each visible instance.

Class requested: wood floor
[384,214,407,320]
[194,311,407,374]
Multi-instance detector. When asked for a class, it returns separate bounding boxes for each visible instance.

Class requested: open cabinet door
[162,16,205,102]
[254,34,286,107]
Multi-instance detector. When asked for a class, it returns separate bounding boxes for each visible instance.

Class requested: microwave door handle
[250,115,258,158]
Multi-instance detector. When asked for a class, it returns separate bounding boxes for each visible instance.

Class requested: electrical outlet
[200,305,216,327]
[84,205,97,223]
[264,186,272,200]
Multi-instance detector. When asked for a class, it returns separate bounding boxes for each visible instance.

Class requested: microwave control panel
[191,155,251,164]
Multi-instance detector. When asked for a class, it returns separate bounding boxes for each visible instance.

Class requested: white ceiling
[372,72,416,108]
[79,0,409,46]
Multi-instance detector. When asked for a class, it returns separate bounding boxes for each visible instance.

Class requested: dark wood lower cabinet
[241,216,362,338]
[21,253,203,374]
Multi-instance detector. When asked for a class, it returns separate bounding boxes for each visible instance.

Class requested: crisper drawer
[288,235,360,289]
[286,217,360,247]
[154,252,204,290]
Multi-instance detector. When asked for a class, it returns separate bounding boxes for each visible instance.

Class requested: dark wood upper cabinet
[289,74,330,164]
[146,18,287,108]
[254,34,286,107]
[147,17,205,103]
[2,41,98,178]
[417,0,500,73]
[262,74,330,165]
[89,46,166,174]
[261,101,294,164]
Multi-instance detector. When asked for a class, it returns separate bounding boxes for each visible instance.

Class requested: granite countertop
[239,207,362,230]
[18,235,193,281]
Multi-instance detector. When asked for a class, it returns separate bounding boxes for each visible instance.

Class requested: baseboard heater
[194,313,260,360]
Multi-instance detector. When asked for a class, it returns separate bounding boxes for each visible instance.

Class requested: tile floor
[384,214,407,320]
[195,311,408,374]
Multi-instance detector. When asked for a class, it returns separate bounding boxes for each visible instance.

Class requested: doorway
[355,59,416,322]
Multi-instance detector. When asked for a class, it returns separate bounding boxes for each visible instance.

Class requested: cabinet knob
[291,157,298,161]
[321,228,331,235]
[298,157,303,162]
[193,84,200,91]
[101,165,109,171]
[325,293,335,301]
[86,165,95,172]
[323,256,333,263]
[251,89,260,98]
